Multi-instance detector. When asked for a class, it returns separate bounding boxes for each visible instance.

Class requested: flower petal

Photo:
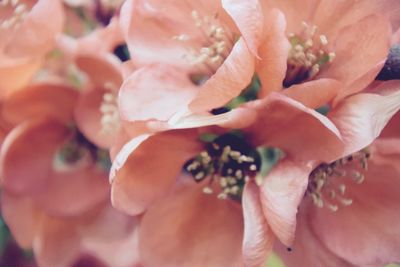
[2,83,79,125]
[257,9,290,97]
[1,193,40,249]
[260,160,312,247]
[119,64,197,122]
[139,182,244,267]
[189,38,255,113]
[283,79,341,109]
[222,0,264,56]
[328,86,400,158]
[242,181,274,267]
[274,204,353,267]
[309,139,400,266]
[111,130,202,215]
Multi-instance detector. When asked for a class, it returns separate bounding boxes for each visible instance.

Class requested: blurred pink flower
[0,83,140,267]
[0,0,65,96]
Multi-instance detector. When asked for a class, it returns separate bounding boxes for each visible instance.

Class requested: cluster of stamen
[307,149,370,212]
[173,10,234,74]
[99,82,120,135]
[284,21,336,87]
[1,0,29,30]
[184,134,261,200]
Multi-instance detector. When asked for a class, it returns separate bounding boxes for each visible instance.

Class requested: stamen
[307,149,370,211]
[172,9,234,75]
[184,133,261,201]
[284,21,335,87]
[99,82,120,135]
[1,0,30,30]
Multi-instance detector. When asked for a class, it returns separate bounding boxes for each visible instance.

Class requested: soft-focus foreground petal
[257,9,290,97]
[1,193,40,249]
[260,160,313,247]
[328,84,400,158]
[139,182,244,267]
[111,130,202,215]
[275,203,353,267]
[189,38,255,113]
[5,0,65,58]
[242,181,274,267]
[309,139,400,266]
[33,218,81,267]
[119,64,197,122]
[2,83,79,125]
[1,118,109,216]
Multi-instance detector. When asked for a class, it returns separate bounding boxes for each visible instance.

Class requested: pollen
[183,133,261,201]
[307,149,370,212]
[1,0,30,30]
[99,82,120,135]
[284,22,336,87]
[172,9,234,75]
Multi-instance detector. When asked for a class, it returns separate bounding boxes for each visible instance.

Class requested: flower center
[100,82,120,135]
[184,133,261,200]
[284,22,336,87]
[307,149,370,212]
[173,10,235,76]
[0,0,30,30]
[54,129,111,171]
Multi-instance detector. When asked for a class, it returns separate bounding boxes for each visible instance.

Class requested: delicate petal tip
[260,160,312,247]
[222,0,264,57]
[242,181,274,267]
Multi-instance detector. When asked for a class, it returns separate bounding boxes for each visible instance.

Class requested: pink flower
[0,0,65,96]
[257,0,400,103]
[0,83,140,267]
[111,79,400,266]
[258,80,400,266]
[119,0,264,115]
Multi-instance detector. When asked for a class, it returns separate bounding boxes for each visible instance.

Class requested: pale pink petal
[275,204,353,267]
[309,139,400,266]
[0,118,70,194]
[111,130,202,215]
[189,38,255,113]
[257,9,290,97]
[0,58,42,97]
[74,87,115,149]
[222,0,264,56]
[1,193,40,249]
[319,15,391,97]
[75,55,122,89]
[328,88,400,158]
[283,79,341,109]
[33,218,81,267]
[5,0,65,57]
[2,83,79,125]
[260,160,313,247]
[120,0,221,68]
[242,94,343,162]
[242,181,274,267]
[139,182,244,267]
[119,64,197,122]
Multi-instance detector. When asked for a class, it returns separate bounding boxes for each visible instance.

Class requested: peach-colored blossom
[0,0,65,96]
[0,83,140,267]
[110,79,400,266]
[119,0,264,114]
[258,0,400,104]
